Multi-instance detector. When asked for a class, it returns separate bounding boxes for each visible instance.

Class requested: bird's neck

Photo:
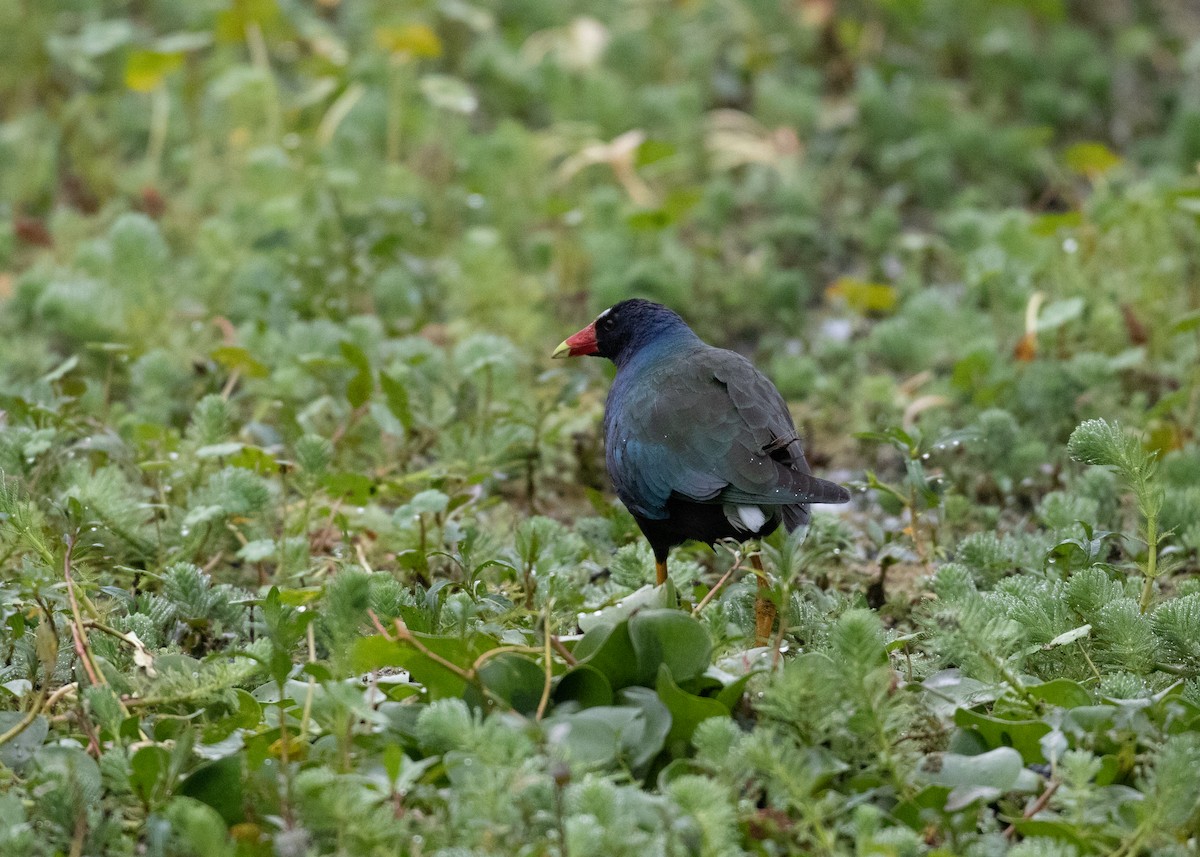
[613,325,702,371]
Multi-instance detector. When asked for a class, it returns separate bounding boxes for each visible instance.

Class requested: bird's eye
[600,315,617,331]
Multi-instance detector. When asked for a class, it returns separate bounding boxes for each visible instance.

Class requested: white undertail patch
[735,504,767,533]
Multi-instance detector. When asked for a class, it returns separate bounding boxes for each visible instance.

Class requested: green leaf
[554,664,613,708]
[918,747,1036,811]
[470,653,545,715]
[32,746,103,804]
[628,609,712,685]
[351,632,500,701]
[573,620,640,690]
[1027,678,1092,709]
[1003,818,1090,849]
[380,372,414,430]
[130,745,169,805]
[340,342,373,408]
[953,708,1052,764]
[544,707,628,767]
[323,472,374,504]
[615,686,672,771]
[0,714,47,771]
[162,797,233,857]
[178,756,244,826]
[655,664,728,752]
[714,670,757,711]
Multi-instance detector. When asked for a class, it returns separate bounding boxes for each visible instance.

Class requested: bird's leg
[655,558,668,586]
[751,553,776,646]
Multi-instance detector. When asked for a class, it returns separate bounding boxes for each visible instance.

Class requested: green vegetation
[2,0,1200,854]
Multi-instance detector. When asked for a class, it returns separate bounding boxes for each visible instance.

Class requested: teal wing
[604,348,849,520]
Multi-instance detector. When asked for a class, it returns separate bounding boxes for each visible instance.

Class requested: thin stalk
[985,650,1043,714]
[245,22,280,140]
[386,59,405,162]
[536,605,554,721]
[147,86,170,182]
[1138,516,1157,614]
[692,551,743,615]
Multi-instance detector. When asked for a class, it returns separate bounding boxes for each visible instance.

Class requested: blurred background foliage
[2,0,1200,854]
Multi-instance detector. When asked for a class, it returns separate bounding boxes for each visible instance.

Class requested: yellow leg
[751,554,776,645]
[655,559,668,586]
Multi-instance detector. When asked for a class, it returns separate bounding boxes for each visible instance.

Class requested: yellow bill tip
[551,339,572,359]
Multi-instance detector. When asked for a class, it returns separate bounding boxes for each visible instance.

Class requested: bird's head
[553,299,694,365]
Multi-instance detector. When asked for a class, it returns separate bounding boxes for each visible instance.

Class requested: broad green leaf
[351,632,500,701]
[554,664,613,708]
[323,472,374,504]
[628,609,712,685]
[615,687,672,772]
[953,708,1052,764]
[470,653,544,715]
[130,745,169,804]
[0,714,47,771]
[163,797,233,857]
[918,747,1036,811]
[1027,678,1092,709]
[544,707,628,767]
[714,670,757,711]
[380,372,414,430]
[573,620,640,690]
[340,342,373,408]
[655,664,728,752]
[1004,818,1090,849]
[32,746,103,805]
[178,756,244,826]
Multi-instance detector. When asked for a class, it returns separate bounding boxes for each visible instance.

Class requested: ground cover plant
[1,0,1200,854]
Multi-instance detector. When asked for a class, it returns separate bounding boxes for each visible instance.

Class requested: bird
[553,299,850,638]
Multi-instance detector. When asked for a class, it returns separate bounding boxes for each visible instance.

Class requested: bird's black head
[554,299,696,365]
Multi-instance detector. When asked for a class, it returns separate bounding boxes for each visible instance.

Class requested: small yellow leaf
[375,24,442,59]
[215,0,282,43]
[211,345,270,379]
[124,50,183,92]
[825,277,898,314]
[1063,142,1122,179]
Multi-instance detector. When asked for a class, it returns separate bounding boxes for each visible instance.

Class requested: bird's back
[603,342,846,530]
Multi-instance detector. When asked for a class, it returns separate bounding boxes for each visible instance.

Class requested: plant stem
[245,21,280,140]
[147,86,169,182]
[386,60,405,163]
[64,541,103,687]
[1138,515,1157,614]
[692,552,743,615]
[536,605,553,721]
[986,651,1043,714]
